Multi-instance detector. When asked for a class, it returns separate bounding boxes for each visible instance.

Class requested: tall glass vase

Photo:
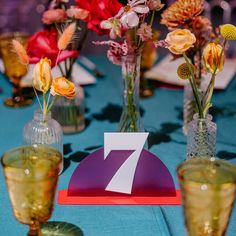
[186,114,217,159]
[23,110,63,171]
[51,84,85,134]
[118,53,144,132]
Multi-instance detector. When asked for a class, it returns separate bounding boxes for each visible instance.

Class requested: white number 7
[104,132,148,194]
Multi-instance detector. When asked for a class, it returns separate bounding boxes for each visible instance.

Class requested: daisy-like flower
[100,17,122,39]
[116,0,149,29]
[137,22,152,41]
[161,0,204,30]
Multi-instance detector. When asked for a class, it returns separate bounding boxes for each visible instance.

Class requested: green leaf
[41,221,83,236]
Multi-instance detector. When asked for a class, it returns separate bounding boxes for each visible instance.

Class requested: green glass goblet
[177,157,236,236]
[1,145,62,236]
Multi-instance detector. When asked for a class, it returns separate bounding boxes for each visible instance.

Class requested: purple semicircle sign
[68,148,176,196]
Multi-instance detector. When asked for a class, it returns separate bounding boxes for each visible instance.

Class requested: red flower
[76,0,123,35]
[27,28,79,67]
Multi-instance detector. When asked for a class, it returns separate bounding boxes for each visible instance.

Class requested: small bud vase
[186,114,216,159]
[118,53,144,132]
[51,85,85,134]
[23,110,63,171]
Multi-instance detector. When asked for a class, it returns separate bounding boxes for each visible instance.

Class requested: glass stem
[27,222,42,236]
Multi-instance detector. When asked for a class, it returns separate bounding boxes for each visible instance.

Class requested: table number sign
[58,133,181,205]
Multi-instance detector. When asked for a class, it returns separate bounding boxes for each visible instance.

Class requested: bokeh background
[0,0,236,55]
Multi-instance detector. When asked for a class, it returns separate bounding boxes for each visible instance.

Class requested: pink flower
[93,40,129,65]
[42,9,67,25]
[116,0,149,29]
[66,6,89,20]
[137,22,152,41]
[147,0,164,11]
[100,17,122,39]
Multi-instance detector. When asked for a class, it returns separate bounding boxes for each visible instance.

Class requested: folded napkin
[0,59,96,87]
[145,55,236,90]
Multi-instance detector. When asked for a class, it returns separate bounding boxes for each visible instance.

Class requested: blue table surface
[0,55,236,236]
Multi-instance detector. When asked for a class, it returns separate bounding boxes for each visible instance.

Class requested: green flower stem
[46,96,59,116]
[43,92,47,117]
[183,53,204,118]
[58,64,64,76]
[150,10,155,27]
[127,74,137,132]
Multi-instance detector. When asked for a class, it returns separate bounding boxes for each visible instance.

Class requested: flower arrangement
[12,24,76,121]
[161,0,215,82]
[164,24,236,119]
[75,0,164,131]
[90,0,164,64]
[27,0,90,79]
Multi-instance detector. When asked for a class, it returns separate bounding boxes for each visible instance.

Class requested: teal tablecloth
[0,56,236,236]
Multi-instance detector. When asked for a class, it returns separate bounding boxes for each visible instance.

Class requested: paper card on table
[58,133,181,205]
[0,59,96,87]
[145,55,236,90]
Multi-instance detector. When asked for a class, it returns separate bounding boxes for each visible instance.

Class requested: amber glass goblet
[1,145,62,236]
[177,157,236,236]
[0,32,32,107]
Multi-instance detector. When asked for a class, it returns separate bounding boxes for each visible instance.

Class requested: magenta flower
[116,0,149,29]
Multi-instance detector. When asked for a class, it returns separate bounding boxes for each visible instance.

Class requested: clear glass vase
[51,85,85,134]
[186,114,217,159]
[118,53,144,132]
[23,110,63,171]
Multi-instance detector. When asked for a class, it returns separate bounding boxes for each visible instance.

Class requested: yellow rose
[203,42,224,74]
[50,77,75,100]
[32,58,52,93]
[165,29,196,55]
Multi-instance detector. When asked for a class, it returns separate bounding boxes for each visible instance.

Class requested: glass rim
[1,144,62,169]
[177,157,236,180]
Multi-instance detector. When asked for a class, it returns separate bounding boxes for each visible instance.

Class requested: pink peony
[42,9,67,25]
[66,6,89,20]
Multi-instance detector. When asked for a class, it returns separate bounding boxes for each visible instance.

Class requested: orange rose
[50,77,75,100]
[203,42,224,74]
[32,58,52,93]
[165,29,196,55]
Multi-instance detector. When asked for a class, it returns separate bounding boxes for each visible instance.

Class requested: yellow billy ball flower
[32,58,52,93]
[220,24,236,40]
[203,42,224,74]
[177,63,195,80]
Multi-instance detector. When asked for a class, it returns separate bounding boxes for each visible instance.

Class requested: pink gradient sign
[58,133,181,205]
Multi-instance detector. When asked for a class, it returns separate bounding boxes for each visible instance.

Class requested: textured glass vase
[186,114,217,159]
[51,85,85,134]
[23,110,63,170]
[118,53,144,132]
